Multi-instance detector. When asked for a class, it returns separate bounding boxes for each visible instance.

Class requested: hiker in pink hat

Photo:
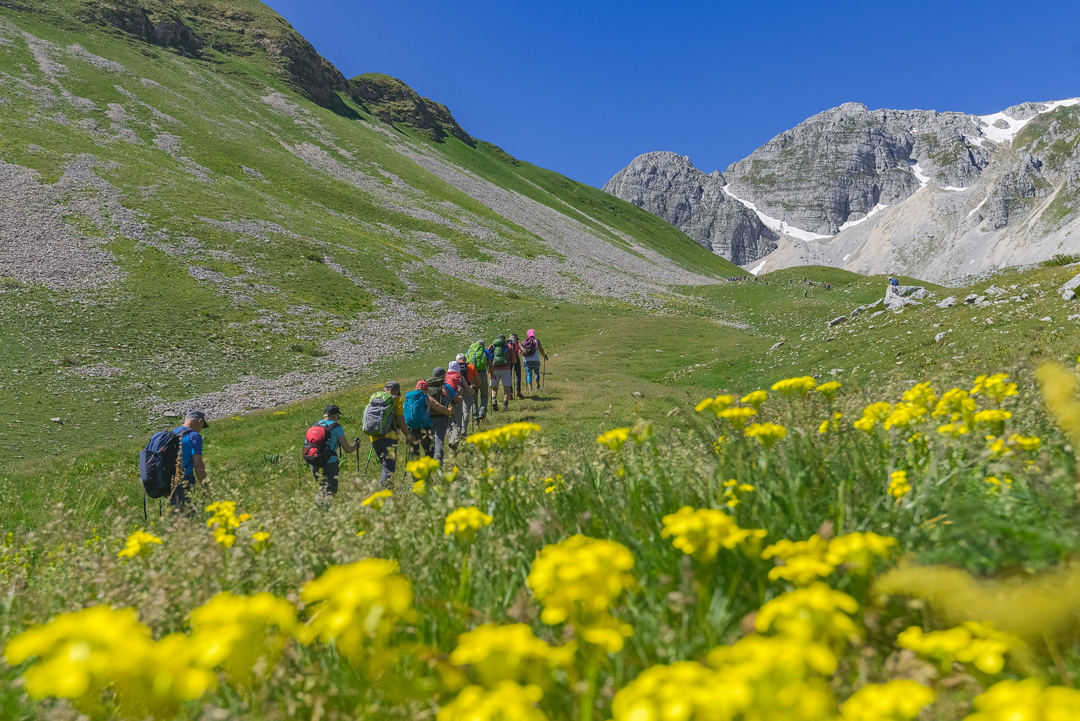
[519,329,548,394]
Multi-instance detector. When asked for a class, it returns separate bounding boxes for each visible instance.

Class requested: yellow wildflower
[814,381,842,400]
[937,421,971,437]
[1009,434,1041,452]
[883,402,925,430]
[661,506,766,562]
[189,592,296,683]
[771,376,818,397]
[596,427,631,451]
[206,501,248,548]
[438,682,547,721]
[897,622,1022,675]
[754,583,861,644]
[744,422,787,447]
[741,390,768,409]
[1037,363,1080,448]
[825,532,898,573]
[361,489,393,509]
[695,394,736,415]
[888,470,911,499]
[449,623,573,687]
[412,480,427,496]
[974,409,1012,425]
[971,373,1018,405]
[965,679,1080,721]
[527,535,635,653]
[611,661,731,721]
[406,456,440,481]
[902,382,938,412]
[717,406,757,429]
[444,507,494,542]
[117,529,163,559]
[853,402,892,433]
[840,680,936,721]
[933,388,978,423]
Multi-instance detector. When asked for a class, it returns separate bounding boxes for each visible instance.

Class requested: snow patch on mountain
[721,186,831,242]
[976,98,1080,145]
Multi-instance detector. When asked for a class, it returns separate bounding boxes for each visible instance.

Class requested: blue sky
[264,0,1080,188]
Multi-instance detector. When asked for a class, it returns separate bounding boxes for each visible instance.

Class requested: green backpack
[491,338,509,366]
[467,342,487,372]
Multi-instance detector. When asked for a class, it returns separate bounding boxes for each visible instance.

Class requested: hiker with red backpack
[488,334,514,412]
[304,404,358,502]
[363,381,413,489]
[521,329,548,393]
[404,380,451,460]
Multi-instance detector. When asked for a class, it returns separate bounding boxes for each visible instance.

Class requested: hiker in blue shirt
[312,404,358,501]
[171,409,209,511]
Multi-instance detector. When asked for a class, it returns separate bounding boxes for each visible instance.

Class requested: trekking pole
[364,445,373,475]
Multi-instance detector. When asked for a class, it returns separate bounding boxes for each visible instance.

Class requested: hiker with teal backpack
[465,341,489,421]
[428,367,459,463]
[363,381,413,489]
[404,381,450,459]
[488,334,514,412]
[303,404,358,502]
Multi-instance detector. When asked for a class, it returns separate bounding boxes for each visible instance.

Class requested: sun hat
[527,329,536,338]
[448,361,462,373]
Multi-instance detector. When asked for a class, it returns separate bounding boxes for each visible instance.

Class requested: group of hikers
[140,331,550,512]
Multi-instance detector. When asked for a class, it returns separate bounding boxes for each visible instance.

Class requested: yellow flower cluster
[721,478,755,508]
[466,422,542,452]
[755,583,861,644]
[818,412,843,434]
[853,402,892,432]
[815,380,842,400]
[362,489,393,509]
[717,406,757,429]
[771,375,818,396]
[206,501,250,548]
[965,679,1080,721]
[974,409,1012,425]
[741,390,768,408]
[971,373,1018,404]
[437,681,548,721]
[933,388,978,428]
[744,422,787,447]
[897,621,1022,675]
[406,456,441,481]
[189,592,296,683]
[902,382,938,412]
[117,529,162,559]
[840,680,936,721]
[297,559,414,660]
[762,532,896,585]
[694,393,735,415]
[527,535,635,652]
[883,402,925,430]
[444,506,494,542]
[597,421,652,451]
[888,470,911,499]
[660,506,766,562]
[450,623,573,687]
[2,606,216,714]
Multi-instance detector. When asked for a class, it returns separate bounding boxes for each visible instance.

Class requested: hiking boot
[516,392,524,400]
[503,401,509,412]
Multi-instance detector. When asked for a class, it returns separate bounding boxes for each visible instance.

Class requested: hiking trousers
[372,437,397,489]
[474,373,489,418]
[512,360,523,394]
[451,401,467,444]
[432,415,450,463]
[169,475,198,513]
[526,361,541,386]
[311,460,339,499]
[460,395,474,435]
[409,427,435,460]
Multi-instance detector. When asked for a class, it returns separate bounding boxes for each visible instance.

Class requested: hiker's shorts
[526,361,541,384]
[491,368,512,389]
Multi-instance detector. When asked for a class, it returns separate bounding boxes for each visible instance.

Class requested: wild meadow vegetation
[6,346,1080,719]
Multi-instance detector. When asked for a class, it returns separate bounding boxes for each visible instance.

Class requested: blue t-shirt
[172,427,203,479]
[316,419,345,464]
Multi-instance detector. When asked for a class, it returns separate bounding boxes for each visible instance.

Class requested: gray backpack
[362,391,396,435]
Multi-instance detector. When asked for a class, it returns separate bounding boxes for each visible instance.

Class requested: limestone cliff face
[606,100,1080,280]
[603,152,775,265]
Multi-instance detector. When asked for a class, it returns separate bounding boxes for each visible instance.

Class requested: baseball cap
[432,366,446,379]
[416,380,428,390]
[185,409,209,427]
[527,329,536,338]
[384,380,400,392]
[324,404,341,416]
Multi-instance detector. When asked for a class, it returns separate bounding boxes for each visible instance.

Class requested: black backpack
[303,421,340,466]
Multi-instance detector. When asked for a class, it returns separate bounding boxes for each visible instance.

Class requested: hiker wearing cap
[428,367,459,463]
[310,404,358,501]
[488,334,514,412]
[404,381,450,459]
[521,329,548,393]
[367,381,414,489]
[170,410,209,511]
[508,332,525,400]
[445,360,472,445]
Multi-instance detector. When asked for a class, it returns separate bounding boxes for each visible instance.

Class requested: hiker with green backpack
[488,334,514,412]
[465,340,489,421]
[363,381,414,489]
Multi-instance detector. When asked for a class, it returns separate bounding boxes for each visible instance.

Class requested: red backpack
[303,421,339,466]
[445,371,464,393]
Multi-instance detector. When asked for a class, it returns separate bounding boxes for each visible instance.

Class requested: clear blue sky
[264,0,1080,189]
